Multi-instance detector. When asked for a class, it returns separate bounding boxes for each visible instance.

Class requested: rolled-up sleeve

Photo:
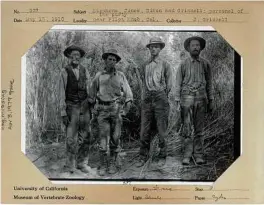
[121,73,133,103]
[164,61,173,94]
[205,61,214,100]
[59,70,67,116]
[175,63,183,101]
[85,67,91,96]
[88,72,100,104]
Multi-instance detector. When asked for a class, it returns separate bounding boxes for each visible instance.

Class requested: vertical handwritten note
[1,79,15,130]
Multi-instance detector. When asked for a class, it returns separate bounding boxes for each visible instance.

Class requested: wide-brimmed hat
[146,37,165,49]
[184,36,206,52]
[102,49,121,62]
[64,45,86,58]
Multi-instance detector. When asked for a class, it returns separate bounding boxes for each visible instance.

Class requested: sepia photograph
[22,27,241,182]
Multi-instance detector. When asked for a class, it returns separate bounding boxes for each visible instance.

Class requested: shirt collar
[190,56,201,62]
[102,67,117,75]
[149,55,162,64]
[71,65,79,70]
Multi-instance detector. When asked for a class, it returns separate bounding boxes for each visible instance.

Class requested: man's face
[69,50,81,65]
[189,40,201,57]
[105,54,118,68]
[149,44,161,56]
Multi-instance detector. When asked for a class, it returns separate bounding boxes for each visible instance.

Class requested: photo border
[21,25,242,185]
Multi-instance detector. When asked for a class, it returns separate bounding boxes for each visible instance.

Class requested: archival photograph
[23,27,240,181]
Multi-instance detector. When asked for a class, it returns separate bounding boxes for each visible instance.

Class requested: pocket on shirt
[181,89,190,95]
[153,70,161,82]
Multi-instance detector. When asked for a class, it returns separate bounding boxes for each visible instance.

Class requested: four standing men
[60,35,213,175]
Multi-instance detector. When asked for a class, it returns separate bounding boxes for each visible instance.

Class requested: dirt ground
[26,142,216,181]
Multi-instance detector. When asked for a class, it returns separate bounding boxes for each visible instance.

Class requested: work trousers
[180,90,207,159]
[65,100,91,164]
[97,103,122,155]
[139,90,170,157]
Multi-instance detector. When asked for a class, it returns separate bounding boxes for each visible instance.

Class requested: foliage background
[25,30,236,180]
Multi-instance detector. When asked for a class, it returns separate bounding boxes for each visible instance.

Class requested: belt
[97,99,116,106]
[145,89,166,96]
[182,84,205,92]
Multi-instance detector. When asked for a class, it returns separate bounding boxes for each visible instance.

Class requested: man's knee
[99,137,108,151]
[157,120,168,137]
[112,118,122,139]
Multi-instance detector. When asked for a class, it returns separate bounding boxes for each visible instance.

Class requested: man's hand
[83,97,95,108]
[166,89,170,99]
[207,100,213,114]
[120,110,126,116]
[62,116,69,126]
[175,100,181,111]
[121,101,132,116]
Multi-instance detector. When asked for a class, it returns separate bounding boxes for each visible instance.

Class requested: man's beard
[191,50,200,57]
[71,60,79,67]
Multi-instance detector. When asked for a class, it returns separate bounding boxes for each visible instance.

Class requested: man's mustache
[72,60,79,64]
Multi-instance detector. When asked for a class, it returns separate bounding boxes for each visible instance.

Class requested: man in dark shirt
[59,45,92,174]
[175,36,214,165]
[135,37,173,168]
[89,49,133,176]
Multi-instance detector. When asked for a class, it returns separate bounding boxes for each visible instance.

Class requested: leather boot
[182,157,190,165]
[183,137,193,166]
[195,157,206,165]
[108,152,118,174]
[135,147,148,168]
[157,143,167,166]
[64,153,77,174]
[98,151,107,176]
[77,157,92,174]
[135,155,147,168]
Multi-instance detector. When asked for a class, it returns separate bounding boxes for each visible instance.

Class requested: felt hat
[184,36,206,52]
[102,49,121,62]
[64,45,86,58]
[146,37,165,49]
